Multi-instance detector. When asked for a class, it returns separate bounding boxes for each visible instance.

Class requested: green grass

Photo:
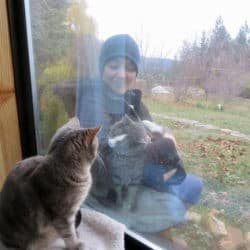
[162,120,249,230]
[144,95,250,244]
[143,95,250,134]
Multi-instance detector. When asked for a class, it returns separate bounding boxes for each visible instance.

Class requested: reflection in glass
[76,33,200,235]
[27,0,250,249]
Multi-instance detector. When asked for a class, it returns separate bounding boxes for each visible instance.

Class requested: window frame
[7,0,37,158]
[6,1,161,249]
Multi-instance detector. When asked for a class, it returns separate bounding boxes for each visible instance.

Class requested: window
[11,0,250,249]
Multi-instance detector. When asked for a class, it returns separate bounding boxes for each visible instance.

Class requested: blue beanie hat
[99,34,140,74]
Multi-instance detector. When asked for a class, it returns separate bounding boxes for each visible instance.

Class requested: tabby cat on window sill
[0,117,100,250]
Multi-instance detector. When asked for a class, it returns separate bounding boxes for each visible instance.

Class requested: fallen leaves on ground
[179,136,248,186]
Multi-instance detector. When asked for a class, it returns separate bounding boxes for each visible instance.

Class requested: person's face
[102,57,137,94]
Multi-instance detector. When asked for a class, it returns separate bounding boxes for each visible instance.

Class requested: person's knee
[174,174,203,205]
[166,195,186,224]
[186,175,203,204]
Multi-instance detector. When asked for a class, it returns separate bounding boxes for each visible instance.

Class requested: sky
[86,0,250,59]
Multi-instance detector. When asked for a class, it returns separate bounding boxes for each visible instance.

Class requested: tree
[169,16,249,102]
[65,0,96,36]
[29,0,99,152]
[135,34,172,92]
[210,16,231,52]
[65,0,100,78]
[169,40,198,101]
[235,21,249,47]
[30,0,73,76]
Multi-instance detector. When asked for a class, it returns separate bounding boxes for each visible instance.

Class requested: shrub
[40,86,69,153]
[240,87,250,99]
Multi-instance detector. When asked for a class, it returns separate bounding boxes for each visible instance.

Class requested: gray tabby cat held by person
[106,114,151,209]
[0,118,100,250]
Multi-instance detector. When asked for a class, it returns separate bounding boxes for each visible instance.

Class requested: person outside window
[76,34,202,233]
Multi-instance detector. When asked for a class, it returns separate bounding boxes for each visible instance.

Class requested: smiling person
[76,34,152,146]
[101,49,138,95]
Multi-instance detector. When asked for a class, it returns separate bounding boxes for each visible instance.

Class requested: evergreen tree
[200,31,208,51]
[236,21,249,47]
[210,16,231,52]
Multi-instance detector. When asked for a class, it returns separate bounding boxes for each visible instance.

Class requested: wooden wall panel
[0,0,15,91]
[0,143,5,186]
[0,0,22,187]
[0,95,22,183]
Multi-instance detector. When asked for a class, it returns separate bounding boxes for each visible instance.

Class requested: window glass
[27,0,250,249]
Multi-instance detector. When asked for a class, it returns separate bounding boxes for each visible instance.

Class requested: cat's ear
[65,117,80,128]
[52,117,80,141]
[83,126,101,145]
[122,114,133,125]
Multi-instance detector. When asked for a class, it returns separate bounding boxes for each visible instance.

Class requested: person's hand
[163,168,177,182]
[124,89,142,119]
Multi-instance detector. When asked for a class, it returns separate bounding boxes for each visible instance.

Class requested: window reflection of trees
[30,0,100,152]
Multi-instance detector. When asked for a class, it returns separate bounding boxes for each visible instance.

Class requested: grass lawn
[144,95,250,249]
[143,95,250,135]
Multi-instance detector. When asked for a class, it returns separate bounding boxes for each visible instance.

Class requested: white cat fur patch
[108,134,127,148]
[142,120,177,146]
[142,120,163,134]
